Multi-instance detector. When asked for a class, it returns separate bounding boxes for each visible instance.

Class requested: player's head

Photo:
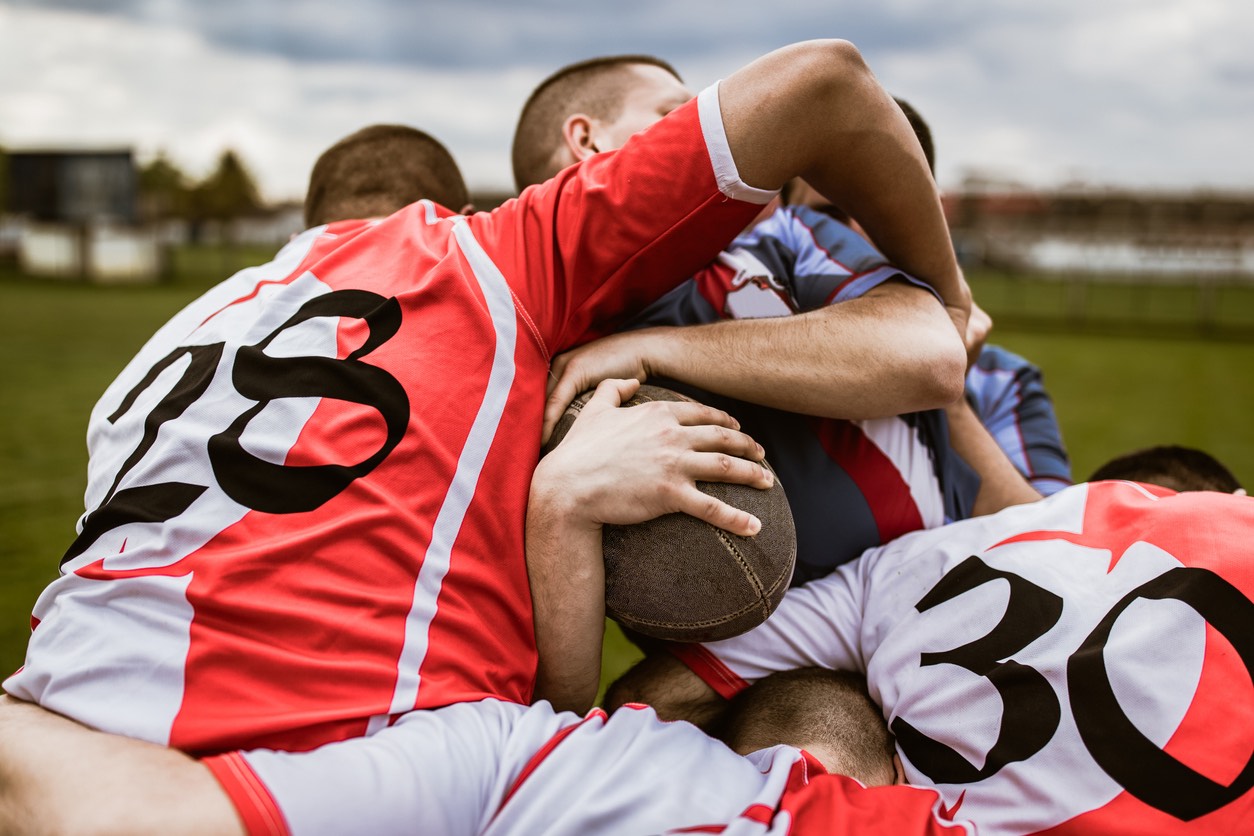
[1089,445,1245,494]
[304,124,470,228]
[511,55,690,191]
[893,97,934,176]
[718,668,900,787]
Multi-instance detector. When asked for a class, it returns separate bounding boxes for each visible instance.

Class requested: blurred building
[4,148,159,283]
[945,184,1254,281]
[7,149,138,224]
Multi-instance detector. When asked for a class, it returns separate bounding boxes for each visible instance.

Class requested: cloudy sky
[3,0,1252,203]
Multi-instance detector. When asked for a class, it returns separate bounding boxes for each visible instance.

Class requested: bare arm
[944,302,1043,515]
[717,40,970,334]
[946,396,1044,517]
[0,696,242,836]
[542,280,965,440]
[602,651,728,733]
[528,379,773,714]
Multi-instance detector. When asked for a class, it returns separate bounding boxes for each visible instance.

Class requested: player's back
[6,208,549,753]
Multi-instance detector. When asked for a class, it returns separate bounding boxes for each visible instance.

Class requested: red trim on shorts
[202,752,289,836]
[668,643,750,700]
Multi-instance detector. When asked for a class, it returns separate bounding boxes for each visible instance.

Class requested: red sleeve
[202,751,290,836]
[470,88,775,354]
[782,771,975,835]
[668,642,751,701]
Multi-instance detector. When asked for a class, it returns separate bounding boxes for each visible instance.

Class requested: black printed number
[1070,568,1254,821]
[899,557,1254,823]
[208,290,408,513]
[62,290,408,566]
[890,556,1063,783]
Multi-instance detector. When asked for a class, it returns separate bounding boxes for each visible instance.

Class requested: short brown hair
[719,668,896,786]
[304,124,469,227]
[1089,445,1243,493]
[510,55,681,192]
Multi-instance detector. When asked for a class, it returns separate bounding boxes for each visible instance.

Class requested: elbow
[934,341,970,406]
[907,332,968,411]
[767,39,875,123]
[800,40,876,111]
[790,39,872,88]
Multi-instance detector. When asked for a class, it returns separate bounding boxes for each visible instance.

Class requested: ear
[560,113,601,164]
[893,753,907,785]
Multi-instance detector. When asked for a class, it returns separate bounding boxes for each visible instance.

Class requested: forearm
[529,379,774,711]
[636,285,965,419]
[0,696,242,836]
[602,652,728,733]
[946,397,1043,516]
[526,477,606,715]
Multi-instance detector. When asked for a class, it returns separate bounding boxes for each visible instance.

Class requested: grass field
[3,257,1253,691]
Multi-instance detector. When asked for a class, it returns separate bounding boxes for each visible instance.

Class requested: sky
[3,0,1253,204]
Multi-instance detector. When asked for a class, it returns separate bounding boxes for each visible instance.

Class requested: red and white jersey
[677,482,1254,834]
[204,698,973,836]
[3,85,775,755]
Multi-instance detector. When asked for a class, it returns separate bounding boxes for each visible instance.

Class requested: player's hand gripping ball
[544,385,796,642]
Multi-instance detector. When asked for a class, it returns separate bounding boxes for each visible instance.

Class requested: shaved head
[511,55,684,191]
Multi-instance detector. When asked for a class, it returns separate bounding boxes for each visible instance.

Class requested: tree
[137,151,193,222]
[194,149,263,222]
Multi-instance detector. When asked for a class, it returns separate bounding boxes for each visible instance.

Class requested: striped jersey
[966,344,1072,495]
[627,205,980,583]
[677,482,1254,835]
[3,85,775,754]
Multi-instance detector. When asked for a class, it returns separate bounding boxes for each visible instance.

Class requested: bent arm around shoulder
[542,280,965,437]
[716,40,970,334]
[0,695,243,836]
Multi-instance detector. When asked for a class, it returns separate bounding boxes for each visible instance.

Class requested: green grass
[0,248,271,678]
[3,260,1253,693]
[968,271,1254,337]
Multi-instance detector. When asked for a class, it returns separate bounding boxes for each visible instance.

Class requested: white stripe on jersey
[854,416,946,528]
[696,84,779,205]
[370,213,519,730]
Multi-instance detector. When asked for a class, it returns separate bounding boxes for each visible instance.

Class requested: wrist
[529,459,605,534]
[629,326,679,382]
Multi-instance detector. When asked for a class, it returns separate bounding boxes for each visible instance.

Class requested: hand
[944,280,974,349]
[534,378,773,537]
[543,329,674,443]
[963,300,992,370]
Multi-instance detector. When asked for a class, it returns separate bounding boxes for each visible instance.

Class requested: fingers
[542,336,651,443]
[656,400,741,431]
[580,378,641,416]
[671,484,762,538]
[542,372,578,445]
[546,353,571,399]
[683,449,774,491]
[681,422,764,461]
